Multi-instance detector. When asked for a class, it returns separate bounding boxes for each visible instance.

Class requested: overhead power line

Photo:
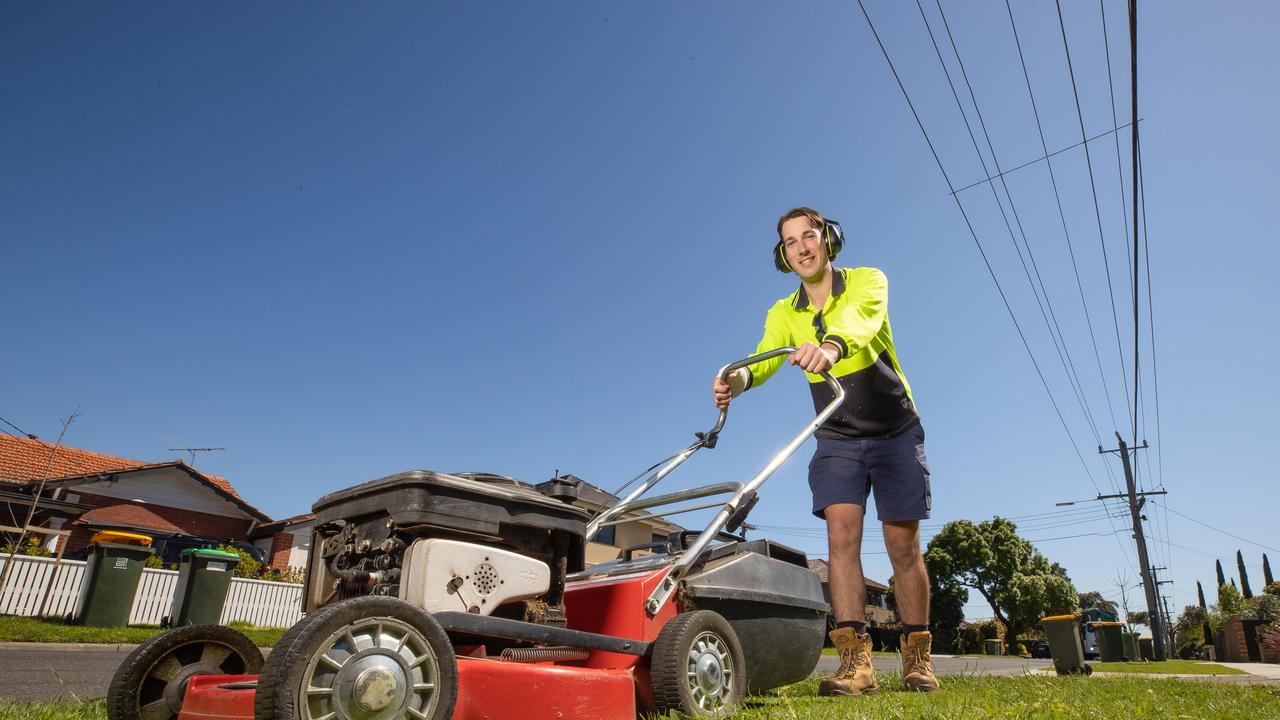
[1153,502,1280,554]
[1004,0,1124,436]
[0,416,37,439]
[1055,0,1135,437]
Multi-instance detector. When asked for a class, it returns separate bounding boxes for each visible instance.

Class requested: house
[249,513,314,572]
[533,474,685,566]
[0,435,271,563]
[806,558,895,626]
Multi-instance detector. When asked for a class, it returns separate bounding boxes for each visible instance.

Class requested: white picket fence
[0,554,304,628]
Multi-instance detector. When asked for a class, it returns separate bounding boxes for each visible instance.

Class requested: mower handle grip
[703,346,841,443]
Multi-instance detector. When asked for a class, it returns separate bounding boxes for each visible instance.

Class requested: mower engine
[305,470,589,628]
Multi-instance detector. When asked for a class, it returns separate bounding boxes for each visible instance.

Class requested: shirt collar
[791,267,846,310]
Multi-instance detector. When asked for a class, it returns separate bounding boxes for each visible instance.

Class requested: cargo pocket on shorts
[915,442,932,515]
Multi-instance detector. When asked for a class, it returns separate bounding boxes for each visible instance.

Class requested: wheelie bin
[1093,621,1125,662]
[168,548,242,626]
[1041,614,1092,675]
[1122,631,1139,661]
[75,532,154,627]
[1139,636,1154,661]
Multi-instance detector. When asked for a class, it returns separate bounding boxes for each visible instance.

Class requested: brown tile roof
[0,435,269,521]
[805,559,889,590]
[0,435,145,483]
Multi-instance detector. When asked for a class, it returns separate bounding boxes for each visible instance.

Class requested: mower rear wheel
[253,596,457,720]
[106,624,263,720]
[651,610,747,717]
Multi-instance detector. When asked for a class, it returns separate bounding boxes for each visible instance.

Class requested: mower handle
[703,346,843,445]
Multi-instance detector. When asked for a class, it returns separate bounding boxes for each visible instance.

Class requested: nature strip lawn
[0,615,285,647]
[4,675,1278,720]
[1087,659,1245,675]
[737,674,1279,719]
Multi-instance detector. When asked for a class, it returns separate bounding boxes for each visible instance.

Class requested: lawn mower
[106,348,840,720]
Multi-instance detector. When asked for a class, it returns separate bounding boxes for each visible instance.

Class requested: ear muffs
[774,218,845,273]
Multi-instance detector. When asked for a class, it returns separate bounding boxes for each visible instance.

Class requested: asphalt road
[1,643,1055,702]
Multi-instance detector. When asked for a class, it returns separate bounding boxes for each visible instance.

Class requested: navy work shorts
[808,422,931,522]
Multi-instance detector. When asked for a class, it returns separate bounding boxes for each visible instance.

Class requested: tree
[1238,550,1254,599]
[925,517,1077,654]
[1078,591,1118,617]
[885,572,968,653]
[1128,610,1150,626]
[1197,581,1213,645]
[1216,560,1227,589]
[1265,553,1275,587]
[1173,605,1210,659]
[1218,582,1245,617]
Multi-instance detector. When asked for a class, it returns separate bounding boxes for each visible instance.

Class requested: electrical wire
[1004,0,1125,437]
[1055,0,1135,436]
[922,0,1104,455]
[1152,501,1280,554]
[856,1,1114,527]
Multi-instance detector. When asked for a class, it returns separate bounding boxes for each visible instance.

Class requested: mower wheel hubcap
[686,631,734,710]
[300,617,441,720]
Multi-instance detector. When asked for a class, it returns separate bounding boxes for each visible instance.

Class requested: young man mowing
[712,207,939,696]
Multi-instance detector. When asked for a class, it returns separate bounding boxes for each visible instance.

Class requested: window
[595,525,616,546]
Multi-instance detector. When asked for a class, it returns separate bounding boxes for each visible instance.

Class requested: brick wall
[63,491,255,554]
[269,532,294,571]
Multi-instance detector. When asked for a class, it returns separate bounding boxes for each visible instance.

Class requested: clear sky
[3,2,1277,625]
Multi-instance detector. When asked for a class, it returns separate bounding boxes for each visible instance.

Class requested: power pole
[1100,432,1166,660]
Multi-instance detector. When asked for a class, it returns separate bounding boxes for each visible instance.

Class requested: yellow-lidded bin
[1041,614,1091,675]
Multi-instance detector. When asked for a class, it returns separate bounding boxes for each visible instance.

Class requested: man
[712,207,939,696]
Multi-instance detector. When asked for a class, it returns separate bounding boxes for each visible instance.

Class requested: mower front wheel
[650,609,747,718]
[253,595,457,720]
[106,624,263,720]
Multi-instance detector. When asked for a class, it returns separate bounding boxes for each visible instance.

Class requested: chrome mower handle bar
[640,347,845,615]
[585,347,831,543]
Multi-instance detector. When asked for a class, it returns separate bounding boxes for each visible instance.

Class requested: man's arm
[713,304,792,409]
[816,267,889,360]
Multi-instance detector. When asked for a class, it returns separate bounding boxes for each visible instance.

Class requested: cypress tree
[1216,560,1226,589]
[1264,553,1274,587]
[1231,578,1238,591]
[1197,580,1214,645]
[1237,550,1254,599]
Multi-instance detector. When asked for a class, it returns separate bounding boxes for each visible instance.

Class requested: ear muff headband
[774,218,844,273]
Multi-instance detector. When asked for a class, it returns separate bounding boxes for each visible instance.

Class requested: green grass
[730,674,1280,719]
[0,615,286,647]
[6,675,1279,720]
[0,699,103,720]
[1089,659,1245,675]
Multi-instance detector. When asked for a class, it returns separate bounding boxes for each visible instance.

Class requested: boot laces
[837,639,869,678]
[906,639,934,676]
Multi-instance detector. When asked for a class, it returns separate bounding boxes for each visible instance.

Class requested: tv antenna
[168,447,225,466]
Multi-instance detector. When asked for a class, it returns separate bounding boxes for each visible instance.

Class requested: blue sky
[3,2,1276,623]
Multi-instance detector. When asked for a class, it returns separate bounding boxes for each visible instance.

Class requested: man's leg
[826,503,866,626]
[884,519,939,691]
[883,520,928,627]
[819,502,879,697]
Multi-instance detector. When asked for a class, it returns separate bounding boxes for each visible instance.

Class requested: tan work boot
[899,631,941,691]
[818,627,878,697]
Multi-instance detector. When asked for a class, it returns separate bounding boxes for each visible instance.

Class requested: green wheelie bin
[1093,621,1126,662]
[1122,631,1139,661]
[1041,614,1092,675]
[75,532,154,627]
[1139,636,1154,661]
[168,548,242,626]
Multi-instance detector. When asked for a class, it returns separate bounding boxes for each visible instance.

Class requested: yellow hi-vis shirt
[744,266,920,439]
